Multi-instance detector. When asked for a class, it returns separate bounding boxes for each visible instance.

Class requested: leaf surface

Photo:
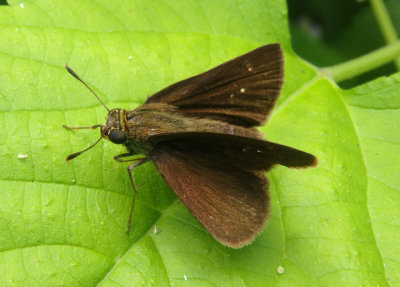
[0,0,398,286]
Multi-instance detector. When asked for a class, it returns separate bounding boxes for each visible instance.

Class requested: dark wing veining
[145,44,283,127]
[148,132,316,247]
[150,147,269,248]
[148,131,317,171]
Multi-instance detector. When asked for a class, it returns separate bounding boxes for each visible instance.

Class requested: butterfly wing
[144,44,283,127]
[148,131,317,171]
[148,132,316,247]
[149,147,269,248]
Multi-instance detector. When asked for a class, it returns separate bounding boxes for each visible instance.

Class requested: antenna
[66,135,103,162]
[65,64,110,112]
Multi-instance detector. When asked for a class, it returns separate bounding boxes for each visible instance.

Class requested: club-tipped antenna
[65,64,110,112]
[66,136,103,162]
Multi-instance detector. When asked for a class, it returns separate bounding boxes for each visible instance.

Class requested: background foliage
[0,0,399,286]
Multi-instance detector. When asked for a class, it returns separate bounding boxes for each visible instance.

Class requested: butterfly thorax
[122,103,262,151]
[102,104,262,154]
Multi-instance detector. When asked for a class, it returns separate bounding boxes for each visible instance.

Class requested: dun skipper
[64,44,317,248]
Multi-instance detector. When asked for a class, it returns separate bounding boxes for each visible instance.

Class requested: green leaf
[0,0,398,286]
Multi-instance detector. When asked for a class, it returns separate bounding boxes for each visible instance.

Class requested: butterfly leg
[114,152,139,162]
[125,159,148,232]
[63,124,103,130]
[113,153,149,233]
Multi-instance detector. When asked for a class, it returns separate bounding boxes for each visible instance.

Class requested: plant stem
[322,41,400,82]
[370,0,400,69]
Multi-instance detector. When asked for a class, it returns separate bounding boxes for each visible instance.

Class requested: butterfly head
[102,108,128,144]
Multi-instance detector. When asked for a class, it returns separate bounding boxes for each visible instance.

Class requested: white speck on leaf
[277,266,285,274]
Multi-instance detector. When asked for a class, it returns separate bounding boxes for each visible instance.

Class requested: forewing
[149,132,317,171]
[145,44,283,127]
[150,147,269,248]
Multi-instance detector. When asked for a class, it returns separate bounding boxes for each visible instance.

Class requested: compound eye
[109,129,127,144]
